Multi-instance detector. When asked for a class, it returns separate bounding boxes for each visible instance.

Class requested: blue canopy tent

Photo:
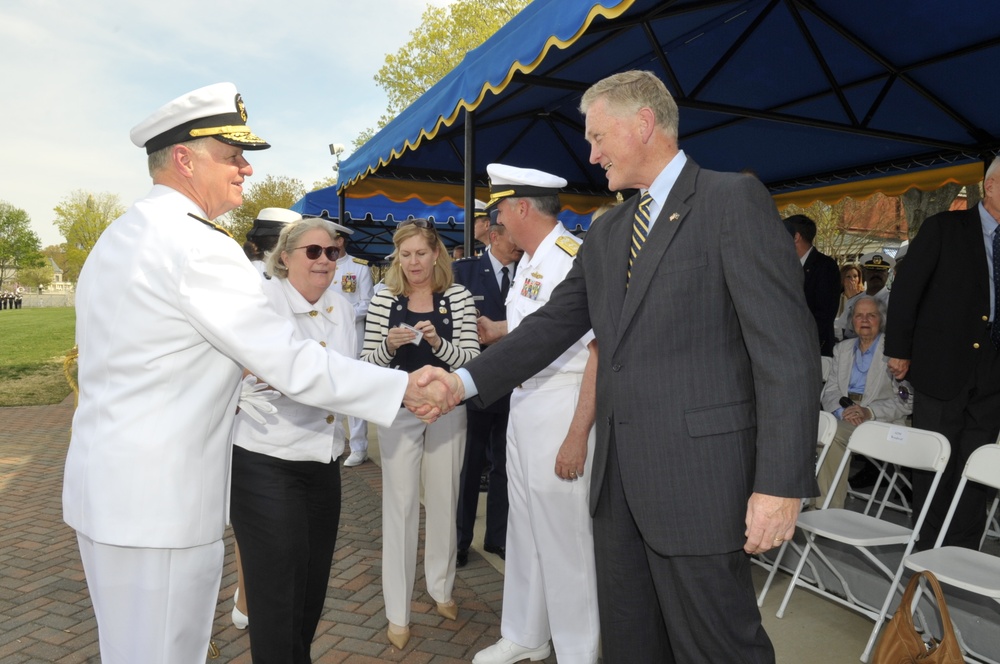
[293,178,595,259]
[330,0,1000,255]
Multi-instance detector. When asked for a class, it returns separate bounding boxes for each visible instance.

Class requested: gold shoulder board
[555,235,580,256]
[187,213,234,239]
[352,257,369,265]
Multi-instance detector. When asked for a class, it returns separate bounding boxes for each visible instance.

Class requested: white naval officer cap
[860,250,895,271]
[473,199,489,219]
[302,210,355,237]
[130,82,271,155]
[485,163,567,211]
[246,208,301,240]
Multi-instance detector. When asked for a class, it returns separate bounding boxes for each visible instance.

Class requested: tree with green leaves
[356,0,530,148]
[53,191,125,283]
[222,175,306,245]
[900,183,965,239]
[16,262,54,291]
[781,195,908,264]
[0,201,44,290]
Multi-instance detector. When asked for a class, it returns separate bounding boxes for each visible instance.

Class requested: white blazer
[64,186,407,549]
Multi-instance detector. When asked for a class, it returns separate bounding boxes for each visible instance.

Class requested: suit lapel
[963,207,990,305]
[615,161,698,344]
[838,343,853,394]
[479,256,503,313]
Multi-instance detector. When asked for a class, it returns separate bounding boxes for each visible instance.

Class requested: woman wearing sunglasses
[362,219,479,649]
[229,216,357,663]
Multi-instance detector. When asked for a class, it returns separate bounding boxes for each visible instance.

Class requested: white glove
[238,374,279,424]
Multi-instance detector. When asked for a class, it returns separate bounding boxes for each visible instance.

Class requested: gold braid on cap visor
[486,190,516,208]
[189,125,266,142]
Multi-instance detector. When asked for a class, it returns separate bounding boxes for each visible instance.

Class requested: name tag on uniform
[341,274,357,293]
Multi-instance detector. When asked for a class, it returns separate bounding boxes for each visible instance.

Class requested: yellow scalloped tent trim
[773,162,984,209]
[346,177,615,216]
[341,0,637,191]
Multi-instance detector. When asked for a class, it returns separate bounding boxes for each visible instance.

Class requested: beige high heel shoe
[436,600,458,620]
[387,623,410,649]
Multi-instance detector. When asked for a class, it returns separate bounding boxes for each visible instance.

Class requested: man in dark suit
[886,156,1000,550]
[444,70,818,663]
[452,216,522,567]
[784,214,841,355]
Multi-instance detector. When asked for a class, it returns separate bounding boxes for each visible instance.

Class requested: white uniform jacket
[508,224,594,377]
[328,252,374,351]
[64,186,407,549]
[232,278,356,463]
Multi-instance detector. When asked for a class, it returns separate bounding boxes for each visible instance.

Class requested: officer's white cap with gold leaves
[130,82,270,155]
[485,163,567,211]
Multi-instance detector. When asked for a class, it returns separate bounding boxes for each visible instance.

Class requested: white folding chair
[892,445,1000,663]
[982,496,1000,549]
[979,436,1000,550]
[756,411,838,602]
[820,355,833,383]
[847,459,914,518]
[768,421,950,663]
[814,410,838,476]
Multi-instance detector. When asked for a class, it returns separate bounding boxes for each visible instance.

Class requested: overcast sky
[0,0,454,247]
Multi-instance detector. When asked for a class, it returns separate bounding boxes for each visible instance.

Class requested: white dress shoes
[472,637,551,664]
[231,588,248,629]
[343,450,368,467]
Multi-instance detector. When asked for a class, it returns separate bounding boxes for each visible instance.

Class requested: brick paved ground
[0,398,555,663]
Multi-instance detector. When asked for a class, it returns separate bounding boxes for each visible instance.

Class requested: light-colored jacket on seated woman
[821,335,911,423]
[817,295,912,508]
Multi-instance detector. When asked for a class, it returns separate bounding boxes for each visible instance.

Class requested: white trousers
[340,320,370,454]
[76,532,224,664]
[336,415,370,454]
[378,405,466,625]
[503,373,600,664]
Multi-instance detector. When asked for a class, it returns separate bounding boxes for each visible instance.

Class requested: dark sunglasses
[398,218,433,229]
[292,244,340,261]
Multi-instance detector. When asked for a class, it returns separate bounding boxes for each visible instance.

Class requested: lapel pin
[669,212,680,222]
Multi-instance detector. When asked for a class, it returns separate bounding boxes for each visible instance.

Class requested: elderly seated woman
[818,295,913,508]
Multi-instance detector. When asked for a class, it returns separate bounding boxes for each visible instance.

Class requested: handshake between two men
[402,366,466,423]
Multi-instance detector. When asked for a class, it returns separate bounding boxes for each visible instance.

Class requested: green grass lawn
[0,307,76,406]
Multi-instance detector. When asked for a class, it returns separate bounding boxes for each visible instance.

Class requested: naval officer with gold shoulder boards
[473,164,600,664]
[63,82,455,664]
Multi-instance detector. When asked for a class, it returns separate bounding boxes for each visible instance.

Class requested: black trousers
[230,446,342,664]
[911,343,1000,550]
[455,408,509,551]
[593,433,775,664]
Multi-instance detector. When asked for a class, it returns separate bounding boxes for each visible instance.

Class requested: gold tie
[628,192,653,284]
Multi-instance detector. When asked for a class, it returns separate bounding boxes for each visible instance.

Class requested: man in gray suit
[447,70,819,662]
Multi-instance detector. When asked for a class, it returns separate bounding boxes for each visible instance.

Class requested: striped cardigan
[362,283,480,370]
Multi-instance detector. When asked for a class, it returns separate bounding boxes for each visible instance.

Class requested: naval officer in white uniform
[63,82,457,664]
[473,164,600,664]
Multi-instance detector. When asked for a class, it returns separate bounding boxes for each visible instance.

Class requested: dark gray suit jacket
[465,159,820,556]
